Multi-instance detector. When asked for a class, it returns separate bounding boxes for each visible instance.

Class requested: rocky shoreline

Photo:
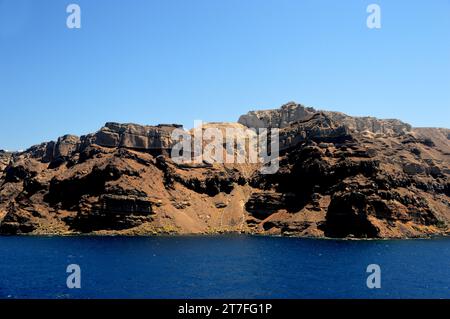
[2,231,449,241]
[1,102,449,239]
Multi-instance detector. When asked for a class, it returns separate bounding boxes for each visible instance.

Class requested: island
[0,102,449,238]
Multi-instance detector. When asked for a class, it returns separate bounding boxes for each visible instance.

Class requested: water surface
[0,235,449,299]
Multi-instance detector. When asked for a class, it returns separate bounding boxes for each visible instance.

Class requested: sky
[0,0,449,151]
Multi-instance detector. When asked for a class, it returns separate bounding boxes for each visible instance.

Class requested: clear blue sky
[1,0,449,150]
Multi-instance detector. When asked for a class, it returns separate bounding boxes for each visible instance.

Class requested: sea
[0,235,449,299]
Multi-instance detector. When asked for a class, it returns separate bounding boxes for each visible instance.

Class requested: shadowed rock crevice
[44,163,136,210]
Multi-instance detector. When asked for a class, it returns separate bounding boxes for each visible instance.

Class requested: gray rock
[239,101,412,135]
[239,101,316,129]
[403,163,426,175]
[82,123,183,154]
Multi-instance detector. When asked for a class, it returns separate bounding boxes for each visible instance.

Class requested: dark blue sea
[0,235,449,299]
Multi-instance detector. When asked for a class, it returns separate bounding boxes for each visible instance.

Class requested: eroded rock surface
[0,102,448,238]
[239,101,412,135]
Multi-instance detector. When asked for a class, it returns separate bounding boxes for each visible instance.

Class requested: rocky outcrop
[0,102,448,238]
[81,123,182,155]
[239,102,317,129]
[0,151,12,176]
[239,101,412,135]
[412,128,450,156]
[278,113,352,151]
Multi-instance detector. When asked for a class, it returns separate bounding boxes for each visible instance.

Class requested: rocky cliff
[239,101,412,135]
[0,102,449,238]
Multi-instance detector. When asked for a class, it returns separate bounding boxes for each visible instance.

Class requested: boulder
[403,163,426,175]
[53,135,80,159]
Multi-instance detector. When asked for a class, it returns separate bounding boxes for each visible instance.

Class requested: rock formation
[81,122,181,154]
[0,102,448,238]
[239,101,412,135]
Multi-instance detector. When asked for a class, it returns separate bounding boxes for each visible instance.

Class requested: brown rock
[0,102,448,239]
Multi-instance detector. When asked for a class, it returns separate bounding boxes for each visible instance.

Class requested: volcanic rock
[239,101,412,135]
[0,102,448,238]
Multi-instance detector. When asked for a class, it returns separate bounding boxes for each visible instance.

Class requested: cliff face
[239,101,412,135]
[0,102,449,238]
